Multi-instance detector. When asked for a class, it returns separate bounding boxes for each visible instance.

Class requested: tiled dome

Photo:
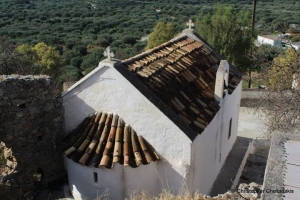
[64,112,160,168]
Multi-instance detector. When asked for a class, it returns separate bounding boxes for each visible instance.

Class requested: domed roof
[64,111,160,168]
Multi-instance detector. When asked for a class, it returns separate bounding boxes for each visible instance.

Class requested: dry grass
[92,174,248,200]
[129,189,202,200]
[93,185,241,200]
[128,189,243,200]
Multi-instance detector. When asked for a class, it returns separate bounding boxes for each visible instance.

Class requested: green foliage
[1,0,300,81]
[17,42,65,78]
[0,36,34,75]
[96,34,114,47]
[250,44,284,72]
[122,35,138,45]
[196,5,254,72]
[146,22,176,50]
[58,65,81,81]
[291,36,300,42]
[81,48,105,75]
[268,48,299,90]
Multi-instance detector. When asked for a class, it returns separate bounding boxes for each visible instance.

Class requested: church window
[93,172,98,183]
[228,118,232,139]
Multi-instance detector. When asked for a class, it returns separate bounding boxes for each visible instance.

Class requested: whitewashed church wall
[189,81,242,195]
[65,157,159,200]
[63,61,192,195]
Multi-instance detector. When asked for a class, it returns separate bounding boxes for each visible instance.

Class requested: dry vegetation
[93,188,248,200]
[129,190,238,200]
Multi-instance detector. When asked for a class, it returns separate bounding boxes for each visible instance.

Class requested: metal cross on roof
[103,46,115,61]
[186,19,194,30]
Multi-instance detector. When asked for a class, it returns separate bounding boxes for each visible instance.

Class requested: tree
[16,42,65,79]
[58,65,81,81]
[255,47,300,136]
[146,22,176,50]
[80,48,104,75]
[0,36,34,75]
[195,6,254,73]
[122,35,137,45]
[247,45,284,88]
[268,48,298,90]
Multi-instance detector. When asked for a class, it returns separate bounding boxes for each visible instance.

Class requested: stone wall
[0,75,65,198]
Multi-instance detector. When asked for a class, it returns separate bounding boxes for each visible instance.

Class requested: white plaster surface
[214,60,229,102]
[63,61,191,198]
[189,82,242,194]
[63,58,242,198]
[65,157,159,200]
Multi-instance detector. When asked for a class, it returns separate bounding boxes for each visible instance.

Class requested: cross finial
[103,46,115,61]
[186,19,194,30]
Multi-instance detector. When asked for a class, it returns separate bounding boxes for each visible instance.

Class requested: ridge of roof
[122,30,242,78]
[64,111,160,169]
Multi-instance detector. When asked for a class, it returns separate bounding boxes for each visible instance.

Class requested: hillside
[0,0,299,78]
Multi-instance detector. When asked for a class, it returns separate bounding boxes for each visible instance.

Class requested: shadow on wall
[155,155,188,196]
[65,155,185,200]
[61,84,187,199]
[62,90,96,135]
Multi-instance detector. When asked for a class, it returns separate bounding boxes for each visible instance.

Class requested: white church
[62,22,242,200]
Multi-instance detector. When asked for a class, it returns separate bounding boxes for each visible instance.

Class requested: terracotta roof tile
[120,36,242,135]
[64,112,159,169]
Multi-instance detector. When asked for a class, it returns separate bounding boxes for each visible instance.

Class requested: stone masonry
[0,75,65,198]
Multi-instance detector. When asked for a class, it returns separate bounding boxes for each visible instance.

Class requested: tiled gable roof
[120,35,242,134]
[64,112,160,169]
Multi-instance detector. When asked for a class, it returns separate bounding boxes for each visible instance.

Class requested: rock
[5,179,19,188]
[29,107,41,115]
[238,183,248,190]
[24,191,34,200]
[16,112,25,118]
[44,104,54,111]
[221,193,232,198]
[0,174,7,183]
[249,182,259,189]
[33,173,42,182]
[3,148,12,159]
[6,159,13,168]
[44,78,51,86]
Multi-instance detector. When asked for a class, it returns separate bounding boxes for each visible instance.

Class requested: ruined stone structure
[0,75,65,197]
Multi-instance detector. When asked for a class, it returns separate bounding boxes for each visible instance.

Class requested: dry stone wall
[0,75,65,197]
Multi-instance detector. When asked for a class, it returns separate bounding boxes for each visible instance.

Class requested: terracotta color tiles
[122,36,242,134]
[64,112,160,168]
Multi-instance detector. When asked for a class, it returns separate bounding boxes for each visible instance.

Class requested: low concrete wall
[262,132,300,200]
[231,139,254,190]
[241,89,267,99]
[240,89,268,107]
